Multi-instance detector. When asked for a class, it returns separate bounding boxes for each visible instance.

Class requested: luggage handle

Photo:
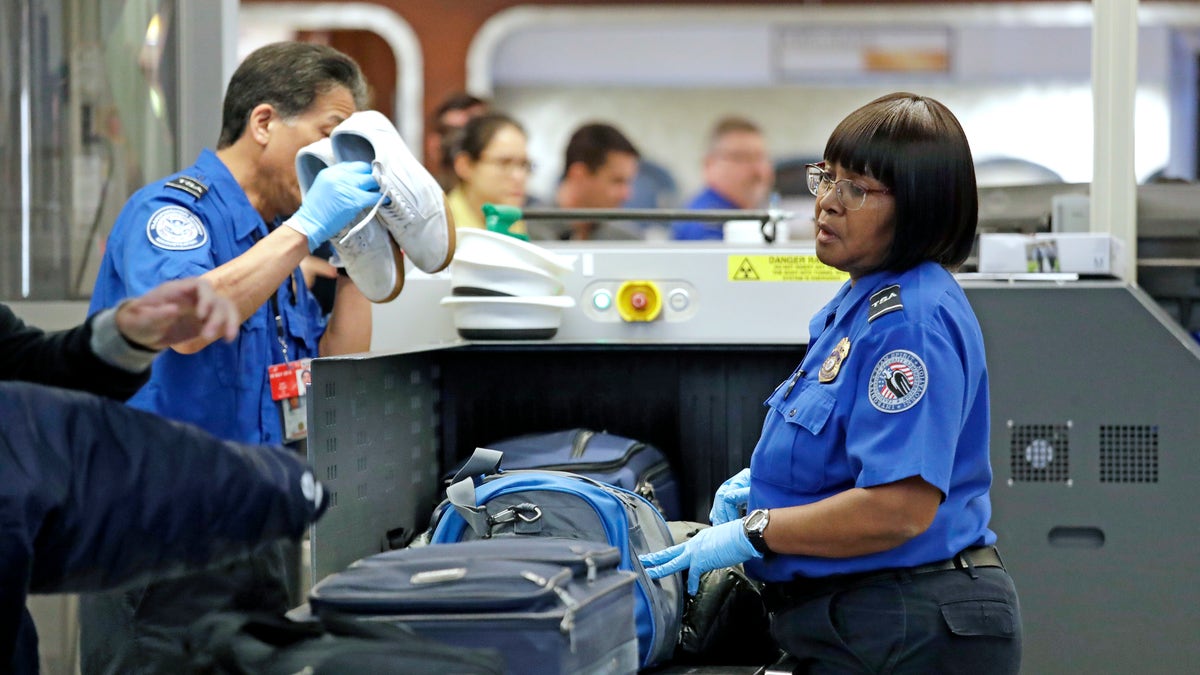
[449,446,505,485]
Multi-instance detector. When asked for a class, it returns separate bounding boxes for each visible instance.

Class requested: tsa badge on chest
[868,349,928,413]
[818,337,851,383]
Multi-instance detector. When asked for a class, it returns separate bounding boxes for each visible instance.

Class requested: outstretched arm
[113,276,240,350]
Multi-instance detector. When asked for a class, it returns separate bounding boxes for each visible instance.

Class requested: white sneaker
[330,110,456,273]
[296,138,405,303]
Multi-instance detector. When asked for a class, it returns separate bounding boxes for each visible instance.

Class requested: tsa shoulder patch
[868,284,903,322]
[165,176,209,199]
[868,349,927,413]
[145,206,208,251]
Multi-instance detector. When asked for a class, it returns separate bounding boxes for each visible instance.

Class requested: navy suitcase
[310,538,639,675]
[478,429,682,520]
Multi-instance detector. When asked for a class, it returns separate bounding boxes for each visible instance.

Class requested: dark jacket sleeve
[1,381,327,603]
[0,303,148,400]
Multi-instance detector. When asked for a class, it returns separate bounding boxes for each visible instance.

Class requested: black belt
[761,546,1005,612]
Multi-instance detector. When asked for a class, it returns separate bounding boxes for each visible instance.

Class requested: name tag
[268,358,312,441]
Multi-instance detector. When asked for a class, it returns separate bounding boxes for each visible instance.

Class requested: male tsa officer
[82,41,379,673]
[88,41,377,446]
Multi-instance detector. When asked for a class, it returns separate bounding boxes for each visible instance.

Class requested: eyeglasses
[805,162,891,211]
[479,156,534,174]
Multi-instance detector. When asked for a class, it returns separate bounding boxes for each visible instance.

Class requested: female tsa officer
[641,92,1021,673]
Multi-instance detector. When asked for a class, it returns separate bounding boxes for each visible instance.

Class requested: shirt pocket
[218,309,266,389]
[280,296,321,356]
[752,379,837,493]
[209,338,240,388]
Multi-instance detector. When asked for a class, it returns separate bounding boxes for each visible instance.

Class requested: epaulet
[868,284,903,322]
[164,175,209,200]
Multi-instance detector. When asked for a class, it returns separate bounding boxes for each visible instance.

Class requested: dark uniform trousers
[765,562,1021,674]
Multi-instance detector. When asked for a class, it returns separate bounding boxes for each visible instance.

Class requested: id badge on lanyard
[265,277,310,441]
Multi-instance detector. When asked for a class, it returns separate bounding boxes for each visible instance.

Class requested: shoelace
[335,226,377,254]
[329,224,376,269]
[337,161,415,245]
[379,190,416,231]
[338,193,386,245]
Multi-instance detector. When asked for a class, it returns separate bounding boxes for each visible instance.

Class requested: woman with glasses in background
[445,112,531,237]
[641,92,1022,673]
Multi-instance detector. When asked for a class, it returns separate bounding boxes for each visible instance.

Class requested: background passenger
[671,116,774,241]
[447,112,531,237]
[425,91,490,191]
[529,122,641,241]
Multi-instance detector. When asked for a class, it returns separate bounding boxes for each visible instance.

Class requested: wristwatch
[743,508,772,555]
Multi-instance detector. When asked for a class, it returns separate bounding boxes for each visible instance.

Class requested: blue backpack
[429,448,683,669]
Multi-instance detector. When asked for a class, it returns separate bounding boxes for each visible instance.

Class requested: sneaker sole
[381,191,456,274]
[368,234,406,303]
[428,193,457,273]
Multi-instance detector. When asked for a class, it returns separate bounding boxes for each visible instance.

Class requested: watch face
[746,509,768,532]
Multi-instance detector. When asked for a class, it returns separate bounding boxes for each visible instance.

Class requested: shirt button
[788,409,797,417]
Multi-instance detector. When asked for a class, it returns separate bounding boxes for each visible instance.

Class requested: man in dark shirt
[1,278,329,673]
[529,122,642,242]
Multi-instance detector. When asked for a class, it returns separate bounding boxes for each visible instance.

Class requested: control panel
[582,279,699,323]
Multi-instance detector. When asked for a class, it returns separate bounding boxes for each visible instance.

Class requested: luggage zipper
[542,441,649,475]
[521,570,581,651]
[634,461,672,515]
[570,429,596,459]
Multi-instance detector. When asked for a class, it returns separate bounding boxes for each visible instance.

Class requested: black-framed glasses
[805,162,891,211]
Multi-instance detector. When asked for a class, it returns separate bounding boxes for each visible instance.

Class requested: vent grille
[1099,425,1159,483]
[1010,423,1070,483]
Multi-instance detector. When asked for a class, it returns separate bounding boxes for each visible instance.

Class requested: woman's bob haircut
[823,92,978,272]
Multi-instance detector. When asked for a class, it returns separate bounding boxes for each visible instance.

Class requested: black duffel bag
[185,609,503,674]
[667,521,780,666]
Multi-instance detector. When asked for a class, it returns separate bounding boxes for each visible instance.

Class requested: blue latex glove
[285,160,379,251]
[709,468,751,525]
[640,519,761,595]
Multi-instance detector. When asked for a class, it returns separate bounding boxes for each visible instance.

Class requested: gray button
[668,289,690,311]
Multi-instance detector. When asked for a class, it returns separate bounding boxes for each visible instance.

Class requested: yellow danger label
[728,255,849,282]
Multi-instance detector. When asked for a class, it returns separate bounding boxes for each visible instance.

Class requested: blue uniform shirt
[671,187,738,240]
[744,261,995,582]
[89,149,327,445]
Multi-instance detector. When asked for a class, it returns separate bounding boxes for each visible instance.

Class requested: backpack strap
[446,477,491,537]
[445,447,505,536]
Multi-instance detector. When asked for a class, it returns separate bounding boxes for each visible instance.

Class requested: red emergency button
[615,280,663,322]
